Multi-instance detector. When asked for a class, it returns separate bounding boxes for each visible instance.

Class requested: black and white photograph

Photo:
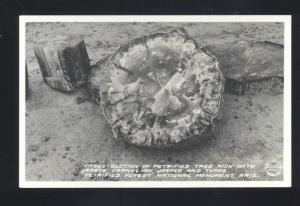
[19,15,291,187]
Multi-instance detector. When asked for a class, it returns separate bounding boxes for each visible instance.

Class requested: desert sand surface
[25,22,284,181]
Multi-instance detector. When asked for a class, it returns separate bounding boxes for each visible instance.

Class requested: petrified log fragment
[34,35,91,92]
[94,27,225,148]
[202,41,284,95]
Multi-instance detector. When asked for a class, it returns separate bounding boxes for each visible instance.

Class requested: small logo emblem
[264,160,281,177]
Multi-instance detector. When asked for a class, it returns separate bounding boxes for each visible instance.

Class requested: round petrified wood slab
[95,27,225,148]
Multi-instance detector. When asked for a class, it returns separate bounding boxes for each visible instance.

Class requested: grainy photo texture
[20,16,291,187]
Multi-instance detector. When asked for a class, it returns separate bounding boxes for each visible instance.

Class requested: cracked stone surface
[96,27,225,148]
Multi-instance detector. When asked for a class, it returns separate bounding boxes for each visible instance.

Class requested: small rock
[245,107,252,112]
[76,97,86,104]
[233,115,239,119]
[31,158,37,162]
[37,150,48,157]
[247,98,253,106]
[41,136,51,143]
[258,104,266,112]
[68,157,75,162]
[255,140,265,147]
[73,172,79,176]
[28,145,39,152]
[65,146,71,151]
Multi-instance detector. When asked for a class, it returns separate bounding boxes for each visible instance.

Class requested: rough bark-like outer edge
[87,56,111,104]
[96,27,225,149]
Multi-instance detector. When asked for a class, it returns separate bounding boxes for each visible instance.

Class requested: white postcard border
[19,15,292,188]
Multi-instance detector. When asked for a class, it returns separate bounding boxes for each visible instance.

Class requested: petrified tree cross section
[96,27,224,148]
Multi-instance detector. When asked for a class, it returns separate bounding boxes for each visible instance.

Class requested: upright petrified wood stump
[34,35,91,92]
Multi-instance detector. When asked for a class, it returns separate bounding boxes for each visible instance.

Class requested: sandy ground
[25,22,284,181]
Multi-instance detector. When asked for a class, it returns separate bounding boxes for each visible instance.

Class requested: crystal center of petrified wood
[99,28,224,147]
